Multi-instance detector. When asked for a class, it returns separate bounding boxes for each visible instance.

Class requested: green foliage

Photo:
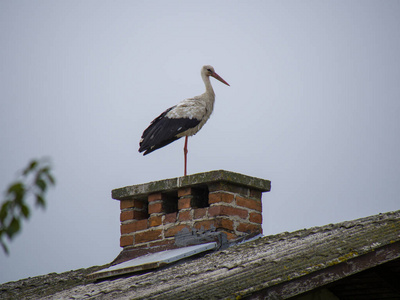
[0,159,55,254]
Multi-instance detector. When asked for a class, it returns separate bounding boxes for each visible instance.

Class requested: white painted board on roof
[88,242,217,280]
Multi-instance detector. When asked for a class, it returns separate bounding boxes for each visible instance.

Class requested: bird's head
[202,65,230,86]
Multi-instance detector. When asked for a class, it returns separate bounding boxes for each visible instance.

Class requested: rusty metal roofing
[1,210,399,299]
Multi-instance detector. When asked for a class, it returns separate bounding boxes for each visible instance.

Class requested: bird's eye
[207,68,212,73]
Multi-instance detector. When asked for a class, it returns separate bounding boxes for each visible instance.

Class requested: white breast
[167,94,215,137]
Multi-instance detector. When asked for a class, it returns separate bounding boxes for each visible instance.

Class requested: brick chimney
[112,170,271,264]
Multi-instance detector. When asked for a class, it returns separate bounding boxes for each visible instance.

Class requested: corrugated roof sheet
[1,210,399,299]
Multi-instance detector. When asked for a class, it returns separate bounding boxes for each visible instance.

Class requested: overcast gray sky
[1,1,399,284]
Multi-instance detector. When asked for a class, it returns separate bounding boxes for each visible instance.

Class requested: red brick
[209,205,248,219]
[148,202,163,214]
[120,210,148,222]
[164,224,190,237]
[178,198,191,210]
[209,192,234,204]
[149,215,162,227]
[120,211,133,222]
[217,218,234,231]
[193,208,207,219]
[225,231,238,241]
[147,239,175,248]
[164,212,177,224]
[121,200,145,209]
[120,200,134,210]
[178,210,191,221]
[136,219,148,230]
[236,196,262,212]
[194,220,217,231]
[121,219,148,234]
[249,212,262,224]
[148,192,162,202]
[178,187,191,197]
[120,235,133,247]
[236,222,261,233]
[250,189,262,200]
[194,219,234,231]
[135,229,162,243]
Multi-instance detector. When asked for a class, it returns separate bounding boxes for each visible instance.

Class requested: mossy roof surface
[1,210,399,300]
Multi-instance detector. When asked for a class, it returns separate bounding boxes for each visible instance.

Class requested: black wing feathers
[139,106,201,155]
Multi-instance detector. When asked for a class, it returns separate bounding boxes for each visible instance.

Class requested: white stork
[139,65,230,176]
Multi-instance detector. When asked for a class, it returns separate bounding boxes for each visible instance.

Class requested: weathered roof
[1,210,399,299]
[0,266,106,300]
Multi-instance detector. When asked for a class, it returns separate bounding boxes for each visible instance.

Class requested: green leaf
[36,194,46,208]
[0,202,10,223]
[23,160,38,175]
[6,218,20,239]
[35,178,47,192]
[40,166,50,173]
[7,182,24,196]
[6,183,25,206]
[1,158,56,254]
[45,173,56,185]
[21,204,30,218]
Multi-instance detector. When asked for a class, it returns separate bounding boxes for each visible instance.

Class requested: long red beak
[212,72,230,86]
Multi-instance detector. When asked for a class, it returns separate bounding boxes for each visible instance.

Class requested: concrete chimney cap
[112,170,271,200]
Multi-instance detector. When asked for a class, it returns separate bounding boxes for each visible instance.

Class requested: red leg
[184,136,188,176]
